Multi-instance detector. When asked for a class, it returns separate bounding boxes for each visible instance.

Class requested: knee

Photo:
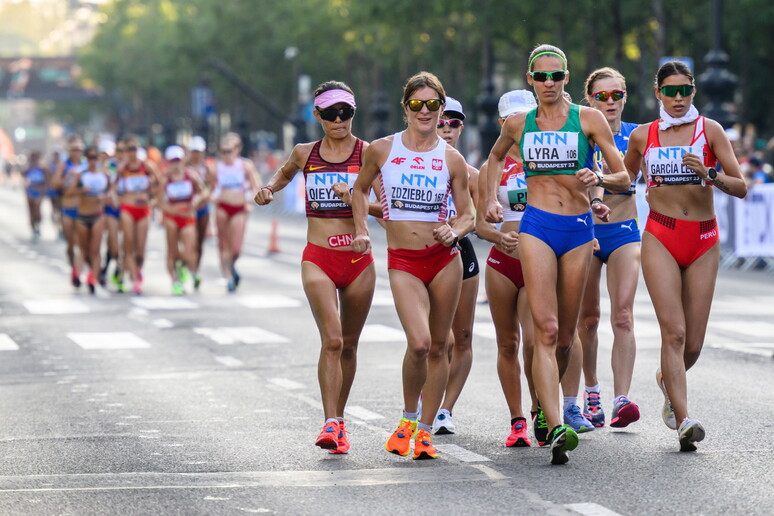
[661,326,686,350]
[407,340,431,362]
[453,327,472,351]
[534,320,559,347]
[321,336,344,355]
[611,306,634,334]
[497,337,519,358]
[580,309,601,334]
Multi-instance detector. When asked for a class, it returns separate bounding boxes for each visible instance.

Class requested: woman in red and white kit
[210,132,260,292]
[351,71,474,460]
[255,81,378,454]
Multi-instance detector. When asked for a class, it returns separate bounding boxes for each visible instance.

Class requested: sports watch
[707,168,718,181]
[592,169,604,187]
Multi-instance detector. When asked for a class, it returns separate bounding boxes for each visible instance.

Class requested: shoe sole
[384,442,410,457]
[656,369,677,430]
[433,426,454,435]
[412,451,438,460]
[610,403,641,428]
[583,412,605,427]
[505,437,531,448]
[679,425,705,452]
[315,436,338,450]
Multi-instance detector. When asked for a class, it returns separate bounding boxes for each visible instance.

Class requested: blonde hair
[584,67,626,97]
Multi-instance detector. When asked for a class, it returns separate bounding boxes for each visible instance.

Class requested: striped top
[303,138,364,218]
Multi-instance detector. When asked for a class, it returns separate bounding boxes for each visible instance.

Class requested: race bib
[647,145,703,186]
[523,131,579,171]
[166,180,193,201]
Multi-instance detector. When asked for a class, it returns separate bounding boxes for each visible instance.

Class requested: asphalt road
[0,183,772,516]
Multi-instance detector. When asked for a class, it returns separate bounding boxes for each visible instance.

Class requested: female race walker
[115,136,161,294]
[477,90,538,448]
[484,45,630,465]
[430,96,480,435]
[97,140,122,288]
[186,135,214,290]
[351,71,474,460]
[52,135,86,287]
[210,132,260,292]
[69,147,109,294]
[572,67,643,428]
[23,151,48,241]
[159,145,205,295]
[255,81,376,454]
[624,61,746,451]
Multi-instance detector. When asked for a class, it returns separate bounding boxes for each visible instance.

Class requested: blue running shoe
[583,390,605,427]
[564,404,594,433]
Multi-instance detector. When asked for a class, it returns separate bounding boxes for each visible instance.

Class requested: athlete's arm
[254,143,311,205]
[243,158,262,197]
[436,149,473,246]
[475,160,518,252]
[623,126,647,184]
[64,171,81,196]
[351,139,388,253]
[51,162,66,190]
[582,108,630,193]
[484,115,522,223]
[686,119,747,199]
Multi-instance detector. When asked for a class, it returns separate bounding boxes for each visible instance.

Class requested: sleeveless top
[216,160,246,191]
[498,156,528,223]
[644,117,716,189]
[25,166,46,186]
[80,170,109,196]
[118,162,151,193]
[63,158,86,188]
[379,131,451,222]
[165,171,195,203]
[520,104,593,177]
[303,138,364,218]
[593,121,639,195]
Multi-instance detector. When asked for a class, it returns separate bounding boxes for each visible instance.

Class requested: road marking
[214,356,244,368]
[434,444,491,462]
[0,334,20,351]
[565,503,623,516]
[344,406,384,421]
[358,324,406,342]
[370,291,395,306]
[710,321,774,340]
[707,341,774,358]
[237,295,302,309]
[268,378,304,390]
[152,318,174,329]
[194,326,289,345]
[131,297,198,310]
[473,326,497,340]
[68,332,151,350]
[24,299,90,314]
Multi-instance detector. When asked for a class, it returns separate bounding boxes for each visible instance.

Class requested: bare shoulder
[702,117,727,139]
[363,135,394,161]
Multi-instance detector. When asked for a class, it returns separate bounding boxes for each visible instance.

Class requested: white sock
[402,410,419,421]
[325,418,338,425]
[563,396,577,410]
[585,384,600,395]
[417,422,432,433]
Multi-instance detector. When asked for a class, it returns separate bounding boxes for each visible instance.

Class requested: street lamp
[697,0,737,128]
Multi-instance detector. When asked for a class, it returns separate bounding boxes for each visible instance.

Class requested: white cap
[444,97,465,120]
[189,135,206,152]
[498,90,537,118]
[136,147,148,161]
[98,140,115,156]
[164,145,185,161]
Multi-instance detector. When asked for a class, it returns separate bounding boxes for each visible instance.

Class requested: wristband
[592,170,604,187]
[450,230,459,247]
[262,186,274,194]
[590,197,603,206]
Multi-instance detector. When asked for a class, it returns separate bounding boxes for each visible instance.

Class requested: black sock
[511,416,527,427]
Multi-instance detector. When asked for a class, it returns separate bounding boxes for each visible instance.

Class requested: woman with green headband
[484,44,631,465]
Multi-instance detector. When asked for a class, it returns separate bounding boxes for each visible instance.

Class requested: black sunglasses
[437,119,462,129]
[529,70,567,82]
[317,106,355,122]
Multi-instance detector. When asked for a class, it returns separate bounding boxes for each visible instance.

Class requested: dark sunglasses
[437,119,463,129]
[529,70,567,82]
[405,98,443,112]
[69,147,83,152]
[220,147,235,153]
[660,84,694,97]
[127,146,138,151]
[317,106,355,122]
[86,154,98,160]
[592,90,626,102]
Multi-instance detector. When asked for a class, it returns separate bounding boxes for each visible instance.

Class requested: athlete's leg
[120,212,136,283]
[518,288,538,412]
[682,244,720,371]
[641,232,689,423]
[89,218,105,278]
[215,208,232,279]
[164,219,180,281]
[486,266,525,419]
[336,263,376,416]
[133,215,151,275]
[606,242,640,397]
[195,212,209,272]
[228,211,248,268]
[440,274,478,412]
[579,258,603,388]
[556,242,594,379]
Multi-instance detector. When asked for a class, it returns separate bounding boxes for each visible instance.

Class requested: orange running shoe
[315,420,339,451]
[412,429,438,460]
[329,420,350,454]
[384,418,416,456]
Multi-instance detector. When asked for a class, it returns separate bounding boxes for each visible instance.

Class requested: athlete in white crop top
[351,72,473,460]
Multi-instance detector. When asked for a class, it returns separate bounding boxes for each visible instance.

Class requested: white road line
[152,319,175,329]
[0,334,20,351]
[24,299,90,314]
[237,295,302,309]
[370,291,395,306]
[268,378,304,390]
[131,297,198,310]
[565,502,623,516]
[358,324,406,342]
[68,332,151,350]
[194,326,289,345]
[214,356,244,368]
[473,326,497,340]
[433,444,491,462]
[710,321,774,339]
[344,406,384,421]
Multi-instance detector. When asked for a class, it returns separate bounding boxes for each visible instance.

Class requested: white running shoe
[678,418,705,452]
[432,409,456,435]
[656,368,677,430]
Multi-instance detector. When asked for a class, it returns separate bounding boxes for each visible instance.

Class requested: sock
[614,395,627,405]
[336,417,345,423]
[324,418,337,425]
[402,410,419,421]
[511,417,526,427]
[563,396,577,411]
[585,383,600,395]
[417,422,432,433]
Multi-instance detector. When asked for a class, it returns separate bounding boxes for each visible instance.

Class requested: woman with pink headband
[351,71,474,460]
[255,81,378,454]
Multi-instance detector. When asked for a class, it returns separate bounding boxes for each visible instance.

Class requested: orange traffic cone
[268,218,280,254]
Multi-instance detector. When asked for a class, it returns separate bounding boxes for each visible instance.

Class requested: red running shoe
[329,420,350,454]
[315,420,339,451]
[505,417,532,447]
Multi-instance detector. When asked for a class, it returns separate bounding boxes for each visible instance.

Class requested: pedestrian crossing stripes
[67,332,151,350]
[358,324,406,342]
[344,406,384,421]
[24,299,90,314]
[0,334,20,351]
[131,297,198,310]
[194,326,289,345]
[433,444,491,463]
[237,295,302,309]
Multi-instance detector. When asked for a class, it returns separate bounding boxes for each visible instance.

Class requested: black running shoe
[548,424,578,465]
[533,406,549,446]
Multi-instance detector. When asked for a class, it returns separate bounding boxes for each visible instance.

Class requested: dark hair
[585,67,626,97]
[401,71,446,105]
[84,146,99,158]
[313,81,354,98]
[527,44,567,72]
[655,61,694,88]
